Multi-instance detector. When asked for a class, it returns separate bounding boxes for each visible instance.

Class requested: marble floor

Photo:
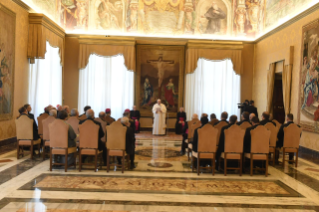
[0,132,319,212]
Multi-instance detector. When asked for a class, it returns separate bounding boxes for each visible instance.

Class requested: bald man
[259,111,276,126]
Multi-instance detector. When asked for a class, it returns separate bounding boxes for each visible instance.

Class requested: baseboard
[0,137,17,147]
[299,146,319,165]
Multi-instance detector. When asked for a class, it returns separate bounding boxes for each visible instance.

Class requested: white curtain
[185,59,241,120]
[28,41,62,122]
[78,54,134,120]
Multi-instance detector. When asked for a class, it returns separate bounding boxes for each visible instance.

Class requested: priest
[152,99,167,135]
[130,105,141,133]
[175,107,186,134]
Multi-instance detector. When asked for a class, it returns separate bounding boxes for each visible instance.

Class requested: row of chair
[15,115,131,173]
[186,119,302,176]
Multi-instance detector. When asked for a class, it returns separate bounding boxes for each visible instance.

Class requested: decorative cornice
[10,0,35,12]
[255,2,319,43]
[78,36,136,46]
[29,13,65,38]
[187,40,244,50]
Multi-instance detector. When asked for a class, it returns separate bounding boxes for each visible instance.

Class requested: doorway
[272,73,285,123]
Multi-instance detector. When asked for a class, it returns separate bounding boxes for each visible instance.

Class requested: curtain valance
[78,37,136,72]
[27,14,65,66]
[186,41,243,75]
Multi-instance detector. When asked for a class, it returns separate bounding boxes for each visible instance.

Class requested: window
[185,59,241,120]
[78,54,134,119]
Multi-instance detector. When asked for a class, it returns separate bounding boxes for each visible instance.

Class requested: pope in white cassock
[152,99,167,135]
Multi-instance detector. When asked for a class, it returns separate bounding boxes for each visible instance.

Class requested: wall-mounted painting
[136,45,184,117]
[0,4,15,121]
[298,19,319,132]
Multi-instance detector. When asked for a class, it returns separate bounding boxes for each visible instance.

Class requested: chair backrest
[283,123,302,148]
[105,116,115,125]
[272,119,282,132]
[95,118,107,142]
[187,119,201,139]
[239,121,252,130]
[250,125,270,154]
[79,120,99,149]
[15,116,33,140]
[197,124,218,153]
[106,121,127,150]
[214,121,228,145]
[66,116,80,134]
[224,124,245,153]
[42,116,56,141]
[37,113,49,135]
[264,122,278,147]
[78,115,87,121]
[49,119,69,148]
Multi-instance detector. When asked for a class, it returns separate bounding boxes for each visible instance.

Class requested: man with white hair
[49,109,57,118]
[152,99,167,135]
[79,109,107,165]
[70,108,79,117]
[63,105,70,114]
[249,113,255,123]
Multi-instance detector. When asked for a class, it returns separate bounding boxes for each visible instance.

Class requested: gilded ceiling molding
[11,0,35,12]
[78,36,135,46]
[187,40,244,50]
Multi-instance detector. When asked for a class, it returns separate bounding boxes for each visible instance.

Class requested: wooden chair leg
[122,151,125,173]
[250,154,253,176]
[197,153,200,176]
[95,150,98,172]
[74,152,76,169]
[266,154,269,177]
[17,143,20,159]
[224,154,227,176]
[295,149,299,168]
[50,148,53,171]
[65,149,68,172]
[30,143,34,160]
[239,154,242,176]
[282,149,285,168]
[42,145,45,160]
[107,149,110,173]
[38,143,41,157]
[272,150,275,166]
[100,153,103,170]
[79,149,82,172]
[187,146,190,161]
[191,155,194,173]
[212,155,215,176]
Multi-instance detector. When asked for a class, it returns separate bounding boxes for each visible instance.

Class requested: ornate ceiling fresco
[22,0,318,40]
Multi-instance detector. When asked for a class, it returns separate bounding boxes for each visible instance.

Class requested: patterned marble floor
[0,132,319,212]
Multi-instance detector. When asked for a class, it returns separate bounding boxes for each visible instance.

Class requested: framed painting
[298,19,319,132]
[0,4,15,121]
[135,45,185,117]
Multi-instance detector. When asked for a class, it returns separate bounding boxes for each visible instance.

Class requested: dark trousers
[117,153,135,166]
[181,133,188,153]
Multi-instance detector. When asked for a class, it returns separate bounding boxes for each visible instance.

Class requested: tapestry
[0,4,15,121]
[298,19,319,132]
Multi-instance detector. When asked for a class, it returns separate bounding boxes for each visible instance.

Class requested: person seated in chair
[214,112,229,126]
[105,108,115,124]
[215,115,237,170]
[58,110,77,147]
[79,109,107,165]
[24,104,34,119]
[180,113,199,155]
[259,111,276,126]
[18,106,39,141]
[237,111,250,126]
[192,115,209,168]
[49,109,57,118]
[276,113,301,164]
[249,113,255,123]
[79,106,91,119]
[243,116,260,154]
[70,108,79,117]
[123,109,135,133]
[208,113,218,126]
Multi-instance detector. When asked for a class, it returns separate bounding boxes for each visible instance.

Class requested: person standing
[175,107,186,134]
[130,105,141,133]
[152,99,167,135]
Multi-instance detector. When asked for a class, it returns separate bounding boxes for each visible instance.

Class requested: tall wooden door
[272,78,285,123]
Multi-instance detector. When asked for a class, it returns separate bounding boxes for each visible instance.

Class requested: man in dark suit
[276,113,301,163]
[192,116,209,168]
[130,105,141,133]
[24,104,34,119]
[208,113,218,126]
[215,115,237,170]
[79,109,107,165]
[213,111,229,126]
[237,111,250,126]
[79,105,91,119]
[105,108,116,124]
[259,111,276,126]
[248,100,258,118]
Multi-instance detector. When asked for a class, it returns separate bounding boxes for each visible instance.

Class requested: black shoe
[130,164,136,169]
[180,151,185,156]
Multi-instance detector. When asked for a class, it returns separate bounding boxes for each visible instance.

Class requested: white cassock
[152,103,167,135]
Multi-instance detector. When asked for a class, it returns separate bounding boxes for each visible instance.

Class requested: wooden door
[272,78,285,123]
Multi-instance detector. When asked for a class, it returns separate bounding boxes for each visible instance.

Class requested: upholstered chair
[192,124,218,175]
[37,113,49,139]
[42,116,56,160]
[244,125,270,176]
[15,116,41,159]
[239,121,252,130]
[264,122,278,166]
[49,119,77,172]
[282,124,302,167]
[78,114,87,121]
[79,120,102,172]
[66,116,80,145]
[185,119,201,161]
[220,124,245,176]
[94,118,107,142]
[272,119,282,133]
[213,121,228,146]
[106,121,128,173]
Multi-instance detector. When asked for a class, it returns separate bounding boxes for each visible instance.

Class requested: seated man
[208,113,218,126]
[18,106,39,141]
[123,109,135,133]
[237,111,250,126]
[243,116,260,153]
[192,115,209,168]
[130,105,141,133]
[58,110,77,147]
[259,111,276,126]
[276,113,301,163]
[49,109,57,118]
[40,105,52,116]
[214,112,229,126]
[70,108,79,117]
[63,105,70,115]
[249,113,255,123]
[181,113,198,155]
[105,108,115,124]
[79,106,91,118]
[24,104,34,119]
[79,109,107,165]
[215,115,237,170]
